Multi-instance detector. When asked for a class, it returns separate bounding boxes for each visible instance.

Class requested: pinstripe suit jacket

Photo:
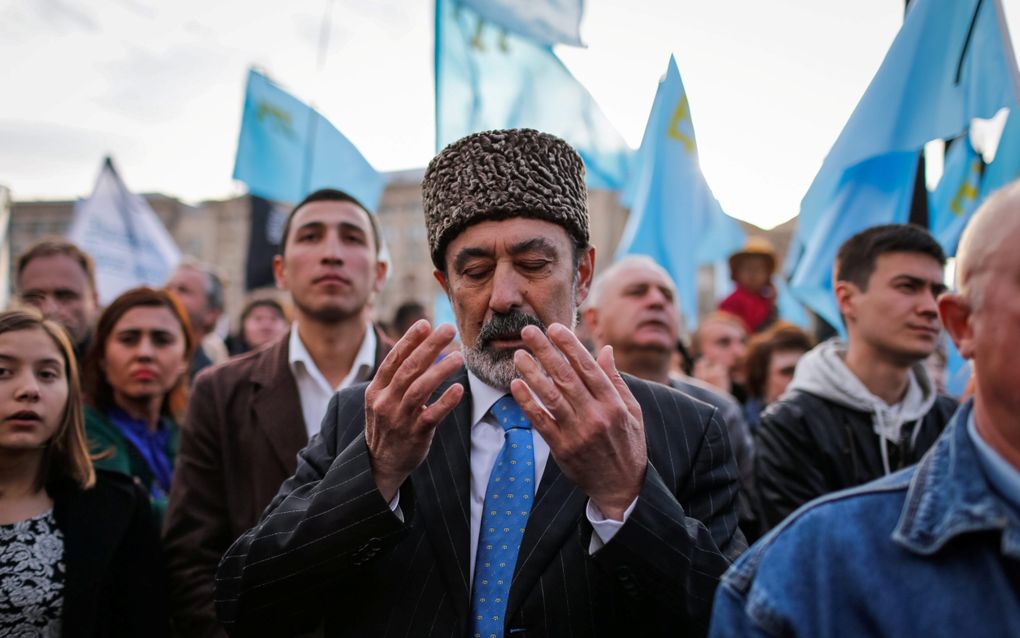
[215,368,745,637]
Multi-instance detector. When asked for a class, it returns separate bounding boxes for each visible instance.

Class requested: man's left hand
[510,323,647,520]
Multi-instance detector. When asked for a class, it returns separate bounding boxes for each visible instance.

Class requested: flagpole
[106,157,149,283]
[302,0,336,197]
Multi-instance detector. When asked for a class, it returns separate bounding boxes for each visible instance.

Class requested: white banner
[67,158,181,305]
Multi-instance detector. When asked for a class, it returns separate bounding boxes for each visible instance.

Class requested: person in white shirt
[163,188,391,638]
[216,129,744,638]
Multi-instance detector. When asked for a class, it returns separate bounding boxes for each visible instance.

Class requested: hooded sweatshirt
[785,338,937,475]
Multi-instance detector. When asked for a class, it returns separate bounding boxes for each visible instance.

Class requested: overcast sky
[2,0,1019,229]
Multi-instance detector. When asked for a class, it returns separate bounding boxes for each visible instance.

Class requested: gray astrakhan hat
[422,128,590,269]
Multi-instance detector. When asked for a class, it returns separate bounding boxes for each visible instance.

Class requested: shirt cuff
[586,497,638,554]
[388,491,404,523]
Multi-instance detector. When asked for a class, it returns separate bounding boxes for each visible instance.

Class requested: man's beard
[292,296,360,324]
[463,310,547,390]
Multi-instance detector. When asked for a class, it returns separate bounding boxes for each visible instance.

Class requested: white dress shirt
[392,369,636,586]
[289,322,376,437]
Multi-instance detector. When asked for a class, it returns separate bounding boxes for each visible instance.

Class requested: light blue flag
[614,55,745,328]
[791,152,920,332]
[788,0,1020,328]
[929,135,983,255]
[982,107,1020,196]
[233,69,386,208]
[944,337,973,399]
[433,290,459,337]
[435,0,632,190]
[774,276,812,330]
[460,0,584,47]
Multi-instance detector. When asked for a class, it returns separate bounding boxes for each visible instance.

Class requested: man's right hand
[364,320,465,502]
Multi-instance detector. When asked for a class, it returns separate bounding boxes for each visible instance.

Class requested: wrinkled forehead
[19,253,91,289]
[444,217,573,263]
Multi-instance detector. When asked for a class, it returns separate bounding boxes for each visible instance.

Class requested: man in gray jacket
[754,224,957,531]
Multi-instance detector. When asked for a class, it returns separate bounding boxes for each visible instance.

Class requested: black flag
[245,195,288,290]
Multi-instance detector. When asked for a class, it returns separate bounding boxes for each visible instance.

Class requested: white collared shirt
[288,322,376,437]
[463,371,634,581]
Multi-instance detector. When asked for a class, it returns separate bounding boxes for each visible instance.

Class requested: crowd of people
[0,128,1016,637]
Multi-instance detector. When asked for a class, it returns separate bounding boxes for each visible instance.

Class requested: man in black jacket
[754,224,957,531]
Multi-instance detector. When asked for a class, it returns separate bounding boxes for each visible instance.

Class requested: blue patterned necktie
[471,395,535,638]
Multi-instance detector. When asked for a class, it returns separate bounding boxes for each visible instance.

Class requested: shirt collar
[288,321,377,390]
[467,369,508,428]
[892,400,1020,559]
[968,411,1020,513]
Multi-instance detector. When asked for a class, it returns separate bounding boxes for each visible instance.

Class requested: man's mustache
[477,311,547,349]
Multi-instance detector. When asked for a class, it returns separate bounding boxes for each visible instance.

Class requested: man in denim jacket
[709,182,1020,637]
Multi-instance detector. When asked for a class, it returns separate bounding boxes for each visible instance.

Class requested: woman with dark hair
[0,309,169,636]
[742,321,814,431]
[83,287,193,523]
[225,294,290,356]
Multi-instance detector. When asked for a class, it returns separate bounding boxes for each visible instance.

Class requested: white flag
[68,157,181,304]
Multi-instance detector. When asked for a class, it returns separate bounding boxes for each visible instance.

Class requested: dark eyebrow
[507,238,558,258]
[339,221,368,235]
[295,221,325,234]
[893,274,948,294]
[452,246,495,273]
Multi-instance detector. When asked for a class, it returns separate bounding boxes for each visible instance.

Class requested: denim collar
[893,400,1020,559]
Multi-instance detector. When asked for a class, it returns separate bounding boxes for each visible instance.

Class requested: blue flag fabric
[982,108,1020,197]
[233,69,386,208]
[792,152,919,332]
[930,136,984,255]
[435,0,631,190]
[774,276,812,330]
[614,55,745,327]
[460,0,584,47]
[944,338,973,399]
[788,0,1020,327]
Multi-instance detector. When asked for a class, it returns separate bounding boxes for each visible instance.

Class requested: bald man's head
[956,180,1020,308]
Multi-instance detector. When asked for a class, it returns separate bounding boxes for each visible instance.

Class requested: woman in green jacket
[82,287,193,523]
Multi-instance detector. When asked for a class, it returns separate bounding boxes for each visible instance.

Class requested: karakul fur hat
[422,128,589,269]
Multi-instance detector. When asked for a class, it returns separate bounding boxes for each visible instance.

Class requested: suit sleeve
[753,401,827,531]
[214,388,409,637]
[590,385,746,636]
[163,370,233,638]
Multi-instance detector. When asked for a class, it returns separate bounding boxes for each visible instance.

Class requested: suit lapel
[250,336,306,474]
[411,367,473,620]
[506,449,588,621]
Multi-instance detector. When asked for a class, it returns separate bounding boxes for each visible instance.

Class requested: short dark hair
[17,238,97,293]
[835,224,946,290]
[744,321,814,399]
[392,301,427,336]
[278,189,382,257]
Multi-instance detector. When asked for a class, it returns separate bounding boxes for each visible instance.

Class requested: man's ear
[272,254,287,291]
[434,270,450,295]
[574,245,596,306]
[373,259,389,293]
[938,292,975,359]
[834,280,858,323]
